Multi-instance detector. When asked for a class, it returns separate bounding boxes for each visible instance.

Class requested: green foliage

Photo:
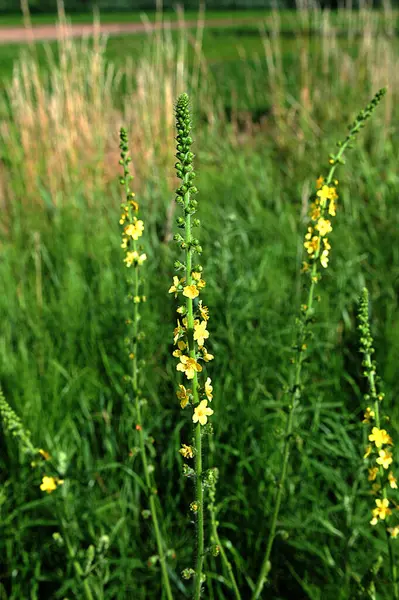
[0,8,399,600]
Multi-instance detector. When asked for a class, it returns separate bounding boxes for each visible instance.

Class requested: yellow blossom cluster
[363,414,398,528]
[302,177,339,273]
[121,217,145,250]
[370,498,392,526]
[169,269,214,431]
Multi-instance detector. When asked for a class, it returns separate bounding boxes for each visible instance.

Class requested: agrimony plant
[169,93,215,599]
[252,87,386,600]
[118,128,174,599]
[358,287,398,599]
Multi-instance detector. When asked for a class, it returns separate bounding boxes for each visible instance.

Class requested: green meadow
[0,5,399,599]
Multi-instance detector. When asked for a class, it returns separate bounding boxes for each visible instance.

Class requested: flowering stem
[184,156,204,600]
[173,94,212,598]
[119,129,173,600]
[252,88,386,600]
[358,289,398,600]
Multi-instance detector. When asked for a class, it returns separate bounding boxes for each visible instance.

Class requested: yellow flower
[179,444,194,459]
[316,185,331,206]
[129,199,139,212]
[368,467,378,481]
[316,175,324,190]
[328,186,338,201]
[305,226,313,240]
[201,347,214,362]
[192,272,206,289]
[194,321,209,347]
[364,445,372,459]
[205,377,213,401]
[304,236,320,255]
[183,285,199,299]
[124,218,144,240]
[39,449,51,460]
[310,203,321,221]
[40,476,64,494]
[176,384,191,409]
[169,276,182,297]
[192,400,214,426]
[328,199,336,217]
[388,527,399,538]
[198,301,209,321]
[124,251,147,267]
[362,407,375,424]
[301,262,310,273]
[177,355,202,379]
[376,449,393,470]
[389,472,398,489]
[176,305,185,315]
[173,340,187,358]
[320,251,329,269]
[173,319,185,344]
[315,218,332,237]
[370,498,392,525]
[369,427,393,448]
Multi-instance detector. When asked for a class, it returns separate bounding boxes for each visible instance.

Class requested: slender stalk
[252,88,386,600]
[172,94,215,598]
[181,115,204,600]
[119,128,173,600]
[208,470,241,600]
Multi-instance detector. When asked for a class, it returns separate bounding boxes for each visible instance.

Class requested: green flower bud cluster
[358,288,378,396]
[174,94,201,256]
[0,388,36,456]
[329,88,386,167]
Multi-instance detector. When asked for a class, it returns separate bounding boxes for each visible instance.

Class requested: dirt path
[0,17,260,44]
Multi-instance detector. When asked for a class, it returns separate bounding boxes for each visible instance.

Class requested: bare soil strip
[0,17,260,44]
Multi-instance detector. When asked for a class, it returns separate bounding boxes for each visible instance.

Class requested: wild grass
[0,2,398,599]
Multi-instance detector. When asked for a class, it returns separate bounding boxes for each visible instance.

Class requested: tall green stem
[252,88,386,600]
[208,472,241,600]
[360,298,398,600]
[119,128,173,600]
[184,184,204,600]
